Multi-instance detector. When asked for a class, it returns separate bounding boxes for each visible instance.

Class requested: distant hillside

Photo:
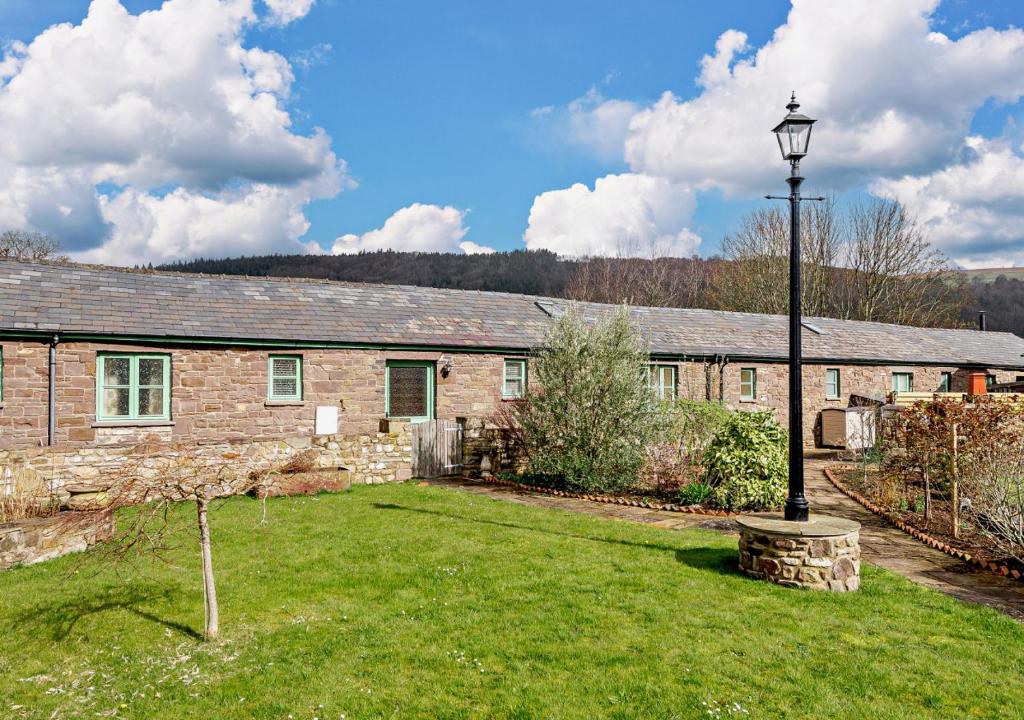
[962,274,1024,337]
[961,266,1024,284]
[159,250,581,297]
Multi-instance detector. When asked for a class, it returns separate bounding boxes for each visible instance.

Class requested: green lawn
[1,484,1023,720]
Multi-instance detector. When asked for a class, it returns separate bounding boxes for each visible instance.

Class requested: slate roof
[2,258,1023,368]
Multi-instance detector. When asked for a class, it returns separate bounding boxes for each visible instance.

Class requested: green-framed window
[938,372,952,392]
[892,372,913,393]
[268,354,303,401]
[825,368,841,400]
[502,358,527,399]
[385,360,435,423]
[648,364,677,401]
[739,368,757,402]
[96,353,170,422]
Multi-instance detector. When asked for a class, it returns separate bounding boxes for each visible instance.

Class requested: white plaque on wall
[315,406,339,436]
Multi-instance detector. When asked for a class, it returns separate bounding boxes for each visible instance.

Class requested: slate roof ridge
[1,256,1022,349]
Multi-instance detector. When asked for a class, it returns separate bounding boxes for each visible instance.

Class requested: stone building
[1,257,1024,490]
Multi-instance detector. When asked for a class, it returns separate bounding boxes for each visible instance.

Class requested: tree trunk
[951,424,960,540]
[197,492,219,641]
[923,459,931,528]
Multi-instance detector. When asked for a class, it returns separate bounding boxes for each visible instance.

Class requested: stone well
[736,514,861,592]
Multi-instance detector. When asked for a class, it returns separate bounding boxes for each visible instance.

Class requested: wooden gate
[411,420,463,479]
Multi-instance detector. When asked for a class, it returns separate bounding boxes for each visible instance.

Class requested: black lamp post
[769,92,817,522]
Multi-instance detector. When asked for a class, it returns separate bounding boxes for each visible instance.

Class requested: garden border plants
[480,475,738,516]
[824,465,1023,582]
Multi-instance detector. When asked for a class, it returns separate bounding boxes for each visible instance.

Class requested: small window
[96,353,170,421]
[739,368,757,402]
[892,372,913,393]
[648,364,677,401]
[502,359,527,399]
[268,355,303,401]
[386,361,435,422]
[825,368,841,400]
[938,372,952,392]
[986,374,997,390]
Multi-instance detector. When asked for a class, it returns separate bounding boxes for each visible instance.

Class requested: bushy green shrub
[514,305,660,493]
[704,411,787,510]
[667,399,733,469]
[676,481,713,506]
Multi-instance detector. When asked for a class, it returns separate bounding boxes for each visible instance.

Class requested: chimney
[978,310,987,331]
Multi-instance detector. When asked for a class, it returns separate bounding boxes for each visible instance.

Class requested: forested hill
[159,250,581,297]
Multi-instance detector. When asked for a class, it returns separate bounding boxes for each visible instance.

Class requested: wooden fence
[411,420,463,479]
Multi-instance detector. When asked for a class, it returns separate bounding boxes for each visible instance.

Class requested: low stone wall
[737,515,861,592]
[0,422,412,510]
[0,511,114,569]
[461,416,524,477]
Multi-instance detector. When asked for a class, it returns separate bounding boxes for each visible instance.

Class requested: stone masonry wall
[662,358,1020,445]
[0,511,115,570]
[0,423,412,509]
[0,342,50,448]
[0,340,520,451]
[738,524,861,592]
[2,338,1020,456]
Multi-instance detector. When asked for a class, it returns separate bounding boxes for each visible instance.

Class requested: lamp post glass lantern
[772,92,816,522]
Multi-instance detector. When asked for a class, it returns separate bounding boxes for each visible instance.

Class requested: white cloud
[697,29,748,88]
[872,136,1024,267]
[624,0,1024,195]
[291,42,332,71]
[0,0,346,263]
[565,88,640,161]
[527,0,1024,265]
[531,87,639,162]
[82,183,315,266]
[262,0,315,26]
[327,204,491,255]
[459,241,496,255]
[523,173,700,258]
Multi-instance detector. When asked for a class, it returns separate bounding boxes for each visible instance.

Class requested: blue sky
[1,0,1023,266]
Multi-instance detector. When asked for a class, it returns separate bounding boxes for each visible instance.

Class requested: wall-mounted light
[440,358,453,378]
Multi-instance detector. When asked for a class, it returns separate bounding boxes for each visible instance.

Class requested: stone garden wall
[0,423,413,511]
[0,511,114,569]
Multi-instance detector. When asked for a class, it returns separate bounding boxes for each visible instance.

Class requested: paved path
[429,465,1024,620]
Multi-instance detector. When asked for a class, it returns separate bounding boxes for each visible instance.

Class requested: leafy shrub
[645,400,733,493]
[961,442,1024,564]
[703,411,787,510]
[676,481,713,506]
[513,305,660,493]
[671,399,733,470]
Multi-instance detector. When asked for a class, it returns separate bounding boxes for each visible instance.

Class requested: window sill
[739,398,757,403]
[500,396,524,402]
[265,400,305,407]
[91,420,175,428]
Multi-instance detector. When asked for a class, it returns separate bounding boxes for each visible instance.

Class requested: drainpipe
[718,356,729,403]
[48,333,59,446]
